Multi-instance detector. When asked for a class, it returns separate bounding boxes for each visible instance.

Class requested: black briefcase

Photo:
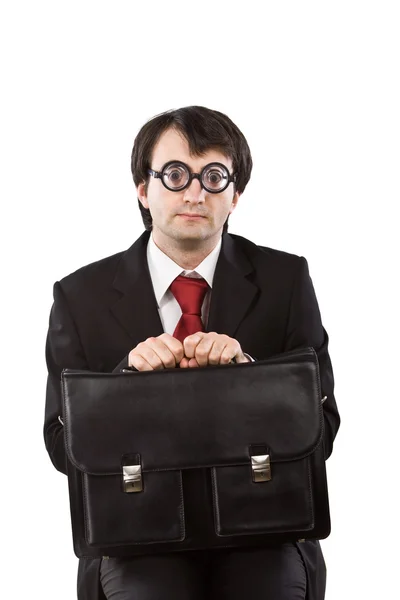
[61,346,330,558]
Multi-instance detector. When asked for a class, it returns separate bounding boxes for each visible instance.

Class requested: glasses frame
[147,160,238,194]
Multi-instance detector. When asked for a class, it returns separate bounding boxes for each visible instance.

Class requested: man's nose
[183,177,206,203]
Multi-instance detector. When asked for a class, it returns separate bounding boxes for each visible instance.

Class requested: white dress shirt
[146,233,254,362]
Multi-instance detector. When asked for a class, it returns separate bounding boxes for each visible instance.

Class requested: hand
[128,333,185,371]
[179,332,251,368]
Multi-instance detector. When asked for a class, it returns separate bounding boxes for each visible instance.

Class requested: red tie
[170,275,209,343]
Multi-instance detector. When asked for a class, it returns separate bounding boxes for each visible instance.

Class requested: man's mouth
[177,214,206,219]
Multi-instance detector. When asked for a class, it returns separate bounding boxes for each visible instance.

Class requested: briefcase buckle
[123,464,143,493]
[251,454,271,482]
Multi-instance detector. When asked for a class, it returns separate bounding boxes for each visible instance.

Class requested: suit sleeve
[283,257,340,460]
[44,282,137,474]
[44,281,90,474]
[112,354,130,372]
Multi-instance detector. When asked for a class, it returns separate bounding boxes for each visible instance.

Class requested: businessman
[44,105,340,599]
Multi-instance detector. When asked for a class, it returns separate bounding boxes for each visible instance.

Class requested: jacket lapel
[110,230,259,344]
[110,230,164,347]
[206,233,258,338]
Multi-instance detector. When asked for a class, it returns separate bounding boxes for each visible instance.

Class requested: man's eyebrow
[163,160,230,170]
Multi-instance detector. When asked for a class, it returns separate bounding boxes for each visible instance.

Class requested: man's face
[137,128,240,245]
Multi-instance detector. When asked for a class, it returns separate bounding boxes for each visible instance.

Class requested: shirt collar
[146,232,222,306]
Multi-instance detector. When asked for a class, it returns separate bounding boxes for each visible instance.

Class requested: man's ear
[229,190,241,214]
[137,182,149,209]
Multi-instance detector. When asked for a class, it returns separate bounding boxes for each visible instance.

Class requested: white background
[1,1,399,598]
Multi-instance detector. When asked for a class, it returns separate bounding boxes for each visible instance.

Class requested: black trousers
[100,544,307,600]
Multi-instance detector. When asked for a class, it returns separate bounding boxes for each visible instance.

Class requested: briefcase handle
[120,358,236,373]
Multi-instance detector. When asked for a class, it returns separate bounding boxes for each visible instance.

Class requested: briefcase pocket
[82,470,185,547]
[211,458,314,536]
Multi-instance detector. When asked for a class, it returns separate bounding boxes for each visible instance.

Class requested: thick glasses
[147,160,237,194]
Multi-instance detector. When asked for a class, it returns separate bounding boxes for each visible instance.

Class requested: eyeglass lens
[162,162,229,192]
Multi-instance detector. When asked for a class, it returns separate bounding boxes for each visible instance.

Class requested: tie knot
[170,275,209,316]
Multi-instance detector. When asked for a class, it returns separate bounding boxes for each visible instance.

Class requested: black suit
[44,229,340,600]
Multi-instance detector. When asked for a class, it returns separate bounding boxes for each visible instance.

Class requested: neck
[151,229,222,270]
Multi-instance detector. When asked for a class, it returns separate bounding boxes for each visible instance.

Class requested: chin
[175,229,210,243]
[161,222,217,242]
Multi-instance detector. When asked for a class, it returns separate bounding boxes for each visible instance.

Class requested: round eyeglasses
[147,160,238,194]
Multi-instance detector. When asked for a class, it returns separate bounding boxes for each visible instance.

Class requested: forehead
[151,127,233,171]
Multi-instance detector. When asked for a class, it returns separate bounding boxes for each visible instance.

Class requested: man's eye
[170,170,183,181]
[164,166,187,186]
[205,169,226,187]
[209,171,222,183]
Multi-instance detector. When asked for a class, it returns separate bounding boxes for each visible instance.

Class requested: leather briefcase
[61,346,330,558]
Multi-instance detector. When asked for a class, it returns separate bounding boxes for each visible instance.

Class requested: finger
[207,340,231,365]
[147,337,183,369]
[233,351,250,363]
[188,357,200,368]
[133,340,173,370]
[183,332,205,359]
[193,332,231,366]
[129,351,159,372]
[193,337,217,366]
[219,341,242,364]
[158,333,185,363]
[179,357,200,368]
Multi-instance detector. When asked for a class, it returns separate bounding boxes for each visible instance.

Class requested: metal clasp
[251,454,271,482]
[123,464,143,493]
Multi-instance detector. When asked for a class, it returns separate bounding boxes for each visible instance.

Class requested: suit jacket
[44,229,340,600]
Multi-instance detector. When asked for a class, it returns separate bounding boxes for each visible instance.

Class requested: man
[44,105,340,600]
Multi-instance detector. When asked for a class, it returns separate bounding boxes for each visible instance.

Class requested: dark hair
[131,106,253,233]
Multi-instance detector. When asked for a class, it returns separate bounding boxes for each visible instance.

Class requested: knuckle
[133,357,150,371]
[195,349,208,359]
[149,357,163,369]
[170,345,183,360]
